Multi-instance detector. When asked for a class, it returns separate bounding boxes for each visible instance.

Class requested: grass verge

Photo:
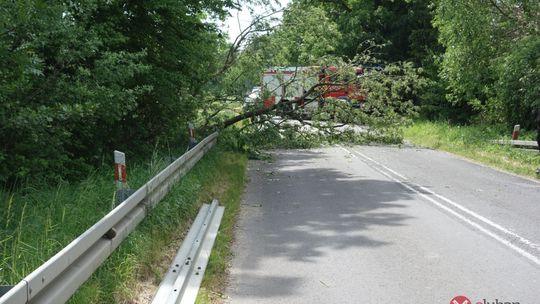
[404,121,540,179]
[1,143,247,303]
[196,149,247,304]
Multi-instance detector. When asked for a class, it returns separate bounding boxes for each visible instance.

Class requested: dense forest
[1,0,539,184]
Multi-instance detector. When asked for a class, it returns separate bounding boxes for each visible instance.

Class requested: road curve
[225,146,540,304]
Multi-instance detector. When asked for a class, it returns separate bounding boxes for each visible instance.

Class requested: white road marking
[354,149,408,180]
[349,148,540,252]
[339,146,540,267]
[339,146,357,158]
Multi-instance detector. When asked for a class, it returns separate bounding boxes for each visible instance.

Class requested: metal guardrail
[152,200,224,304]
[0,132,218,304]
[490,139,539,149]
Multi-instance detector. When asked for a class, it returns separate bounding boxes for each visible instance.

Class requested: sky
[220,0,291,43]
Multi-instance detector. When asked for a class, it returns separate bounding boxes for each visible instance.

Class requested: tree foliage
[3,0,539,183]
[0,0,236,184]
[302,0,440,65]
[203,2,423,148]
[434,0,540,126]
[298,0,539,128]
[496,35,540,126]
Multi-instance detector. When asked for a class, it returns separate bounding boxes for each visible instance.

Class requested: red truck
[261,66,366,111]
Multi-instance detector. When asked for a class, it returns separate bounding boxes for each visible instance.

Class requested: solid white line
[341,146,540,266]
[416,184,540,251]
[348,147,408,180]
[350,147,540,252]
[339,146,357,158]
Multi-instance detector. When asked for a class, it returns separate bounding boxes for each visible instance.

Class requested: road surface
[225,145,540,304]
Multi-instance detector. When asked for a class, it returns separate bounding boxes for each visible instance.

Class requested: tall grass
[404,121,540,178]
[1,142,248,303]
[196,150,248,304]
[0,170,115,285]
[0,151,172,283]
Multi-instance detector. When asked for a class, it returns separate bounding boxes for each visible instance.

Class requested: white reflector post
[188,122,195,139]
[114,150,126,190]
[512,124,520,140]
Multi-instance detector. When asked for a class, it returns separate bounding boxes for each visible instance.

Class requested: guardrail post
[114,150,135,206]
[512,124,520,140]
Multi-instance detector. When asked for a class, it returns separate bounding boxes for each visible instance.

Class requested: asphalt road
[225,145,540,304]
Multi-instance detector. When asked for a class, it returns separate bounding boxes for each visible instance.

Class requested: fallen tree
[196,3,425,150]
[199,60,424,151]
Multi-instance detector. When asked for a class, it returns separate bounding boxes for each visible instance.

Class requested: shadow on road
[230,149,417,299]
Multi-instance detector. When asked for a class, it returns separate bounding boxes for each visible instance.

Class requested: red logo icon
[450,296,472,304]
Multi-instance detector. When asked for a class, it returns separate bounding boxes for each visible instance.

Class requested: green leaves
[0,0,237,184]
[434,0,540,126]
[496,36,540,126]
[276,3,341,65]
